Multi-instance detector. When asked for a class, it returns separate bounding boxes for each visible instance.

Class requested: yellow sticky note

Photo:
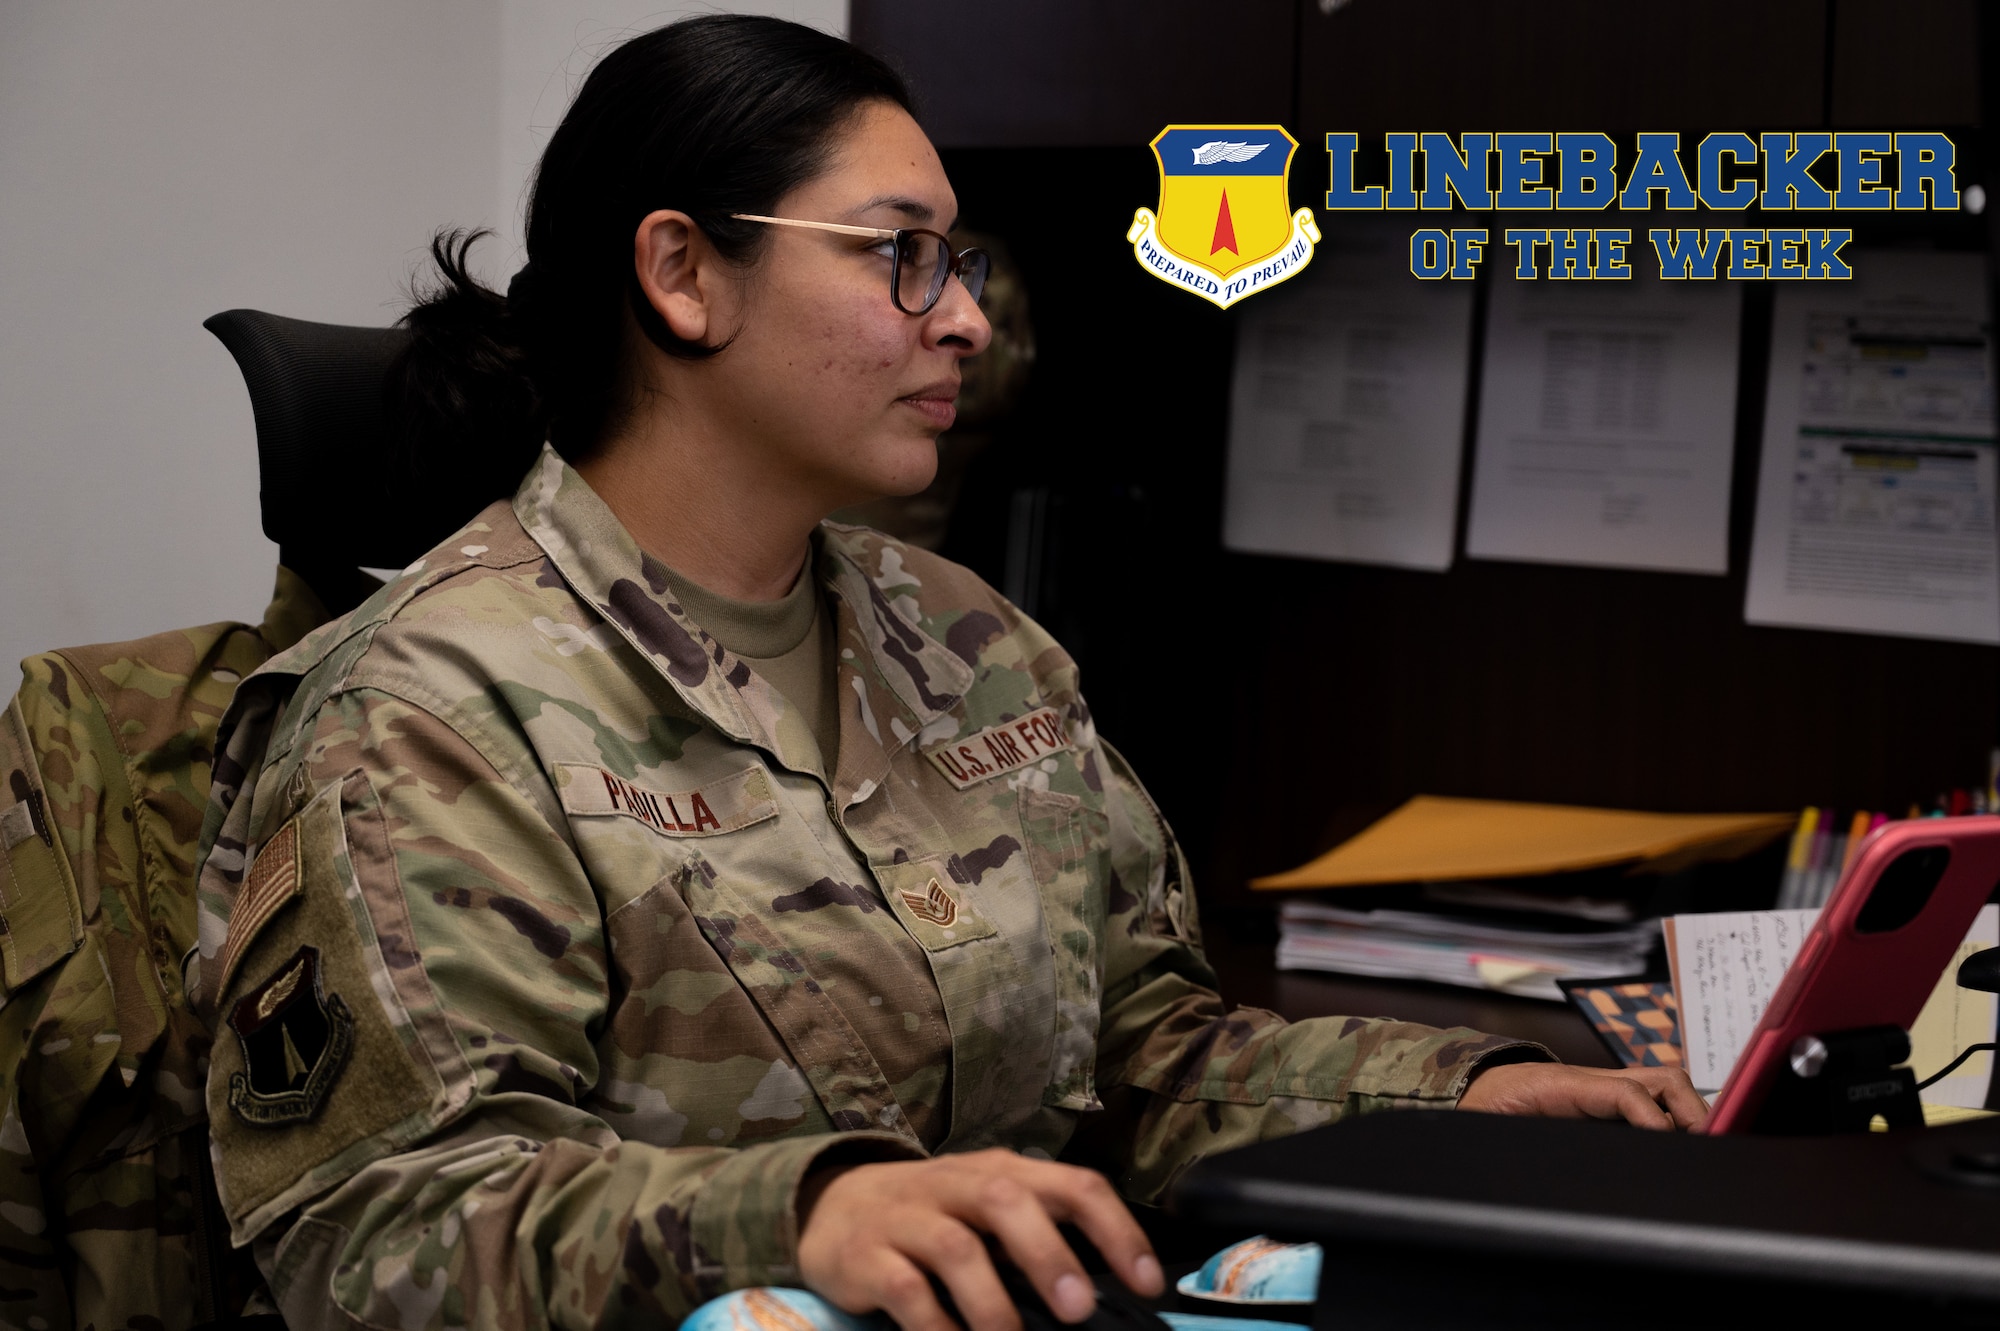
[1910,933,1998,1110]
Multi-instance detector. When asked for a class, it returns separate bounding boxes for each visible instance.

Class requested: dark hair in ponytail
[392,15,913,499]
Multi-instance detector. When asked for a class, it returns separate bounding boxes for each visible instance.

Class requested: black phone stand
[1752,1025,1925,1134]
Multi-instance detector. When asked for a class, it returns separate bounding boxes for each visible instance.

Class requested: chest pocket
[872,851,1041,1150]
[1019,787,1109,1112]
[877,787,1109,1151]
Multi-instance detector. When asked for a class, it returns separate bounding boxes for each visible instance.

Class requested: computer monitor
[1170,1103,2000,1329]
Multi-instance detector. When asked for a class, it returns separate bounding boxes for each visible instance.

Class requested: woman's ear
[632,209,716,343]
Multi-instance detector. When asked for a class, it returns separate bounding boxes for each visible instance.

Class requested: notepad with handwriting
[1662,905,1999,1105]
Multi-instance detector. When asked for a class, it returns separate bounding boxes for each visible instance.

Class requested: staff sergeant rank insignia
[226,944,354,1127]
[1126,125,1319,308]
[901,877,959,928]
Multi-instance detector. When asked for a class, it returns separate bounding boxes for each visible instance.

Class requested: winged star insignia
[1126,124,1318,308]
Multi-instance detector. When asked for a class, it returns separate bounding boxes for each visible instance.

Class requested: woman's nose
[928,275,992,355]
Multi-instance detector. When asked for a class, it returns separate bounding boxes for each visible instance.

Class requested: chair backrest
[204,309,495,614]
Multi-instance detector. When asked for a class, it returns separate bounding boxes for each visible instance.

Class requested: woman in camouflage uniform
[192,16,1704,1331]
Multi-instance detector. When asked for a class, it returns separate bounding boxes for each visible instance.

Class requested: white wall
[493,3,847,274]
[0,0,843,675]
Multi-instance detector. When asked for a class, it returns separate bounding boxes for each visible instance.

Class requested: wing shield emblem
[1126,124,1319,308]
[226,944,354,1127]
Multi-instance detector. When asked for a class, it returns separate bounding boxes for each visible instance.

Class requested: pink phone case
[1704,816,2000,1135]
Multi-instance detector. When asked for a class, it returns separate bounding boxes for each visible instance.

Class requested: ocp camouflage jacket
[192,446,1534,1331]
[2,571,329,1330]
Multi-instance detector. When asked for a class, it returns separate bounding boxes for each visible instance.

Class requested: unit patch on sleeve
[554,762,778,837]
[923,707,1071,790]
[226,944,353,1127]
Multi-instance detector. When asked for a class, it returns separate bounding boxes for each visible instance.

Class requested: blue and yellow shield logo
[1127,125,1319,308]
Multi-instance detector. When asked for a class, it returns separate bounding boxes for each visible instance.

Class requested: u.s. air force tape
[923,707,1070,790]
[554,762,778,837]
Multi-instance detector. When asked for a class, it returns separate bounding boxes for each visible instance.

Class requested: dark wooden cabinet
[1297,0,1830,135]
[856,0,1980,145]
[851,0,1296,147]
[1830,0,1980,127]
[856,2,1998,911]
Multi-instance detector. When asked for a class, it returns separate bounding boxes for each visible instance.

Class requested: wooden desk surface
[1201,919,1619,1069]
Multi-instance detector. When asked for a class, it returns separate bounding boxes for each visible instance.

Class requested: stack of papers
[1261,796,1794,1000]
[1277,902,1661,1001]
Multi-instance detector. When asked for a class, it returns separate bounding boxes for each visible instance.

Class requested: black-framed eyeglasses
[731,213,990,315]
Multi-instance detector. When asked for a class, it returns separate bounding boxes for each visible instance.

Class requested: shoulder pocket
[207,773,466,1243]
[0,698,84,996]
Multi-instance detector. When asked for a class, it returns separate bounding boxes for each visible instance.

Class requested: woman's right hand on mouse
[797,1148,1165,1331]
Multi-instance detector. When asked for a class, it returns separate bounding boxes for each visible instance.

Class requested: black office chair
[205,309,500,615]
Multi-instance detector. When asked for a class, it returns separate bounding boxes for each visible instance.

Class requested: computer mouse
[932,1245,1172,1331]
